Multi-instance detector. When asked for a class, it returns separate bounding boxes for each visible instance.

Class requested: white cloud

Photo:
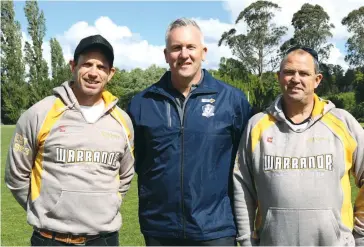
[193,18,234,69]
[326,44,348,71]
[24,1,362,73]
[53,17,166,70]
[223,0,362,38]
[49,16,233,71]
[205,43,233,69]
[21,32,28,51]
[42,40,51,71]
[112,41,166,70]
[223,0,363,69]
[194,18,233,43]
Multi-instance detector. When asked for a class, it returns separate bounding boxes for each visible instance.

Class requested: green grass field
[1,125,361,246]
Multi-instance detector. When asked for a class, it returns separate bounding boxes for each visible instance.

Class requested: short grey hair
[280,49,320,74]
[165,17,204,46]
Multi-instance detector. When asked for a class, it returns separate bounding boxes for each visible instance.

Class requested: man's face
[70,49,115,105]
[278,52,322,104]
[164,26,207,81]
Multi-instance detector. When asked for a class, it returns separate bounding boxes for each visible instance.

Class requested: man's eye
[83,63,92,67]
[284,71,295,75]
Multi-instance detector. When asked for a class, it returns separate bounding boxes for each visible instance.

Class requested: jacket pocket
[43,190,121,233]
[259,208,341,246]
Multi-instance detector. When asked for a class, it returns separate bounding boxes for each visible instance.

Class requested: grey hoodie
[5,81,135,235]
[234,94,364,246]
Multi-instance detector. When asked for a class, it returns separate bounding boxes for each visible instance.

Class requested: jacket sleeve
[5,111,38,210]
[233,122,258,246]
[347,114,364,246]
[127,99,145,175]
[118,111,135,198]
[233,92,252,152]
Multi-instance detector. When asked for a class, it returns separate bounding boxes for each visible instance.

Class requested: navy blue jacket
[128,70,251,240]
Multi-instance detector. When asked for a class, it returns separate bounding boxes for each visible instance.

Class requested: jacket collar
[148,69,218,96]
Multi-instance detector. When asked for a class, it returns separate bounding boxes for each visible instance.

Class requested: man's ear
[202,46,207,61]
[107,67,116,82]
[276,71,281,81]
[69,60,76,73]
[164,48,169,64]
[314,73,323,89]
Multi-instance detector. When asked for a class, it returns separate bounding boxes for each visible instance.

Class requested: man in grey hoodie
[233,46,364,246]
[5,35,134,246]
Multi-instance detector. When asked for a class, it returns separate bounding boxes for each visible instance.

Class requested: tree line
[1,0,364,124]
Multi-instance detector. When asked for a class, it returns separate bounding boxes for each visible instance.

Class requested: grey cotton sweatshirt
[5,81,135,235]
[233,94,364,246]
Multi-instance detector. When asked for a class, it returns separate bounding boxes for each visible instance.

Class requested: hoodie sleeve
[345,113,364,246]
[5,110,38,210]
[118,110,135,198]
[233,121,258,246]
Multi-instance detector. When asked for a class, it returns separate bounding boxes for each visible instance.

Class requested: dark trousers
[144,235,236,246]
[30,230,119,246]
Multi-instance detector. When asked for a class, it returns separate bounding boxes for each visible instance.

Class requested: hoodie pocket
[43,190,121,233]
[260,208,340,246]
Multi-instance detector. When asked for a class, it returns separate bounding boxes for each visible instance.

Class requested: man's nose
[179,47,189,59]
[88,66,98,78]
[291,71,301,83]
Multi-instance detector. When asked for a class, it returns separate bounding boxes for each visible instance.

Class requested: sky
[13,0,364,72]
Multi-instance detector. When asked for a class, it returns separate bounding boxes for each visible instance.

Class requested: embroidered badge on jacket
[201,98,216,104]
[202,104,215,118]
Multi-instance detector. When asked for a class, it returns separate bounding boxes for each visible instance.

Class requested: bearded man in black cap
[5,34,135,246]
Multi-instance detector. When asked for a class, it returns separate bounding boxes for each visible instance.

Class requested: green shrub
[327,92,356,113]
[352,102,364,122]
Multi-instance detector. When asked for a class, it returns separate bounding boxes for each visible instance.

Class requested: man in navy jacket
[128,18,251,246]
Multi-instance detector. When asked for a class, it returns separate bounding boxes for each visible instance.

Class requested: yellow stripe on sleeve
[322,113,357,230]
[32,98,65,201]
[251,114,276,153]
[110,108,134,159]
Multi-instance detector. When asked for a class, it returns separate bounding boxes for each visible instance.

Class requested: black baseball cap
[74,34,114,67]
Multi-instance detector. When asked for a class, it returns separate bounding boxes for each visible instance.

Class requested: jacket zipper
[180,92,211,238]
[180,124,185,238]
[153,91,186,237]
[151,89,215,239]
[180,97,187,239]
[166,102,172,127]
